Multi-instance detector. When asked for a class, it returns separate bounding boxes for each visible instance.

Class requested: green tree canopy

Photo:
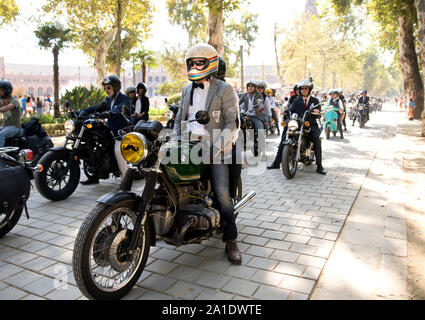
[42,0,155,82]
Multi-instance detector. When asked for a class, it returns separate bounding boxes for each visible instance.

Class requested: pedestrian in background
[409,91,416,121]
[20,95,26,117]
[36,97,43,115]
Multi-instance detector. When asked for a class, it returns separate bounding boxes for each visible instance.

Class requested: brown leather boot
[225,240,242,265]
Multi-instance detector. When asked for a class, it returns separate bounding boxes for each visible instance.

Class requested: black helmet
[361,89,367,94]
[102,75,121,93]
[137,82,147,95]
[215,56,226,81]
[293,84,299,92]
[0,80,13,99]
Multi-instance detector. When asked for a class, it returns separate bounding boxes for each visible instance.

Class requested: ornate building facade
[305,0,319,19]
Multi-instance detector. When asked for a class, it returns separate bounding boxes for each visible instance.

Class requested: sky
[0,0,305,68]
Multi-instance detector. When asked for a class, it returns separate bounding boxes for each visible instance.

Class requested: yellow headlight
[120,132,148,164]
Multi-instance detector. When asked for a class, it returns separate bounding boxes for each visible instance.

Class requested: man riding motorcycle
[273,79,326,175]
[0,81,21,148]
[326,89,344,139]
[239,79,266,157]
[78,75,131,185]
[338,88,347,131]
[353,89,370,126]
[174,43,242,264]
[257,81,273,138]
[267,82,302,169]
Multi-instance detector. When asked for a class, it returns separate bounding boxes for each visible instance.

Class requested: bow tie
[193,82,204,90]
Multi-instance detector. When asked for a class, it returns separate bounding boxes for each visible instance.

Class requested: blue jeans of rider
[209,163,238,242]
[0,126,21,148]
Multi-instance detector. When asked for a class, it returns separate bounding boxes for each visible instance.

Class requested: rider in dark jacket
[268,79,326,175]
[78,75,131,184]
[266,83,301,169]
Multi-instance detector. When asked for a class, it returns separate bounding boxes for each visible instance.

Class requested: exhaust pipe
[234,191,256,214]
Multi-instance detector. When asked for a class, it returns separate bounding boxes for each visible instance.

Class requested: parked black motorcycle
[0,147,41,238]
[34,101,132,201]
[281,107,319,179]
[72,111,256,300]
[4,116,54,166]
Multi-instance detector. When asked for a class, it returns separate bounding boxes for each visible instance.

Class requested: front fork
[123,166,159,254]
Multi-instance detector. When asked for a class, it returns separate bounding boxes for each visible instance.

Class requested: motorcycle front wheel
[0,206,23,238]
[34,151,81,201]
[73,202,151,300]
[282,144,298,180]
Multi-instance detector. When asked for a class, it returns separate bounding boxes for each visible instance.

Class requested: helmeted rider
[337,88,347,131]
[353,89,370,126]
[327,89,344,139]
[269,79,326,174]
[267,81,302,169]
[173,43,242,264]
[0,80,21,148]
[78,75,131,185]
[266,88,280,136]
[131,82,150,124]
[256,80,273,138]
[125,86,137,111]
[239,79,266,157]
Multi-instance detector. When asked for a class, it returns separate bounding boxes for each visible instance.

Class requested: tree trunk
[398,11,424,120]
[53,46,60,118]
[414,0,425,135]
[274,23,283,86]
[207,1,224,55]
[115,0,122,77]
[142,61,146,83]
[94,27,118,86]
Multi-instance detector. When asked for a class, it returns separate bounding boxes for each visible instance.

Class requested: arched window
[155,76,159,82]
[161,76,166,83]
[148,76,153,83]
[37,87,44,96]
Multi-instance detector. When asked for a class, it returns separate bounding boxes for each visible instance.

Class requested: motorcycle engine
[176,204,220,231]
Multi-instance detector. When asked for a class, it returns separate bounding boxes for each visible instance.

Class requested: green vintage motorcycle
[72,111,256,300]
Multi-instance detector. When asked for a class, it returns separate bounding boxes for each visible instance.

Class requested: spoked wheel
[0,206,23,238]
[34,151,80,201]
[73,202,151,300]
[83,160,97,180]
[282,145,298,179]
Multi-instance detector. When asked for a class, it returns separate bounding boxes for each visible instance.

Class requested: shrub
[60,85,108,111]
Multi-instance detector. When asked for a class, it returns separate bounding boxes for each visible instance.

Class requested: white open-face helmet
[298,79,314,95]
[185,43,219,82]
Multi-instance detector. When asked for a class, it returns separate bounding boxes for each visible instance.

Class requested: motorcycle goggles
[186,56,219,81]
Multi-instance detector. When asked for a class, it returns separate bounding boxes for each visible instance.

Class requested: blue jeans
[0,126,21,147]
[209,163,238,242]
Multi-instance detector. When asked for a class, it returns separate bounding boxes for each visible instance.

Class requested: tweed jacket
[174,77,239,157]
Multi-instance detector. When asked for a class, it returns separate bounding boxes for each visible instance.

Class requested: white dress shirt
[187,81,210,137]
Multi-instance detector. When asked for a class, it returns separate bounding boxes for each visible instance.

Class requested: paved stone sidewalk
[0,105,396,300]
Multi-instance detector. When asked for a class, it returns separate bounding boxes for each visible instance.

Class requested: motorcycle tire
[73,202,151,300]
[0,206,23,238]
[325,126,330,140]
[282,145,297,180]
[359,114,364,128]
[83,160,97,180]
[34,151,81,201]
